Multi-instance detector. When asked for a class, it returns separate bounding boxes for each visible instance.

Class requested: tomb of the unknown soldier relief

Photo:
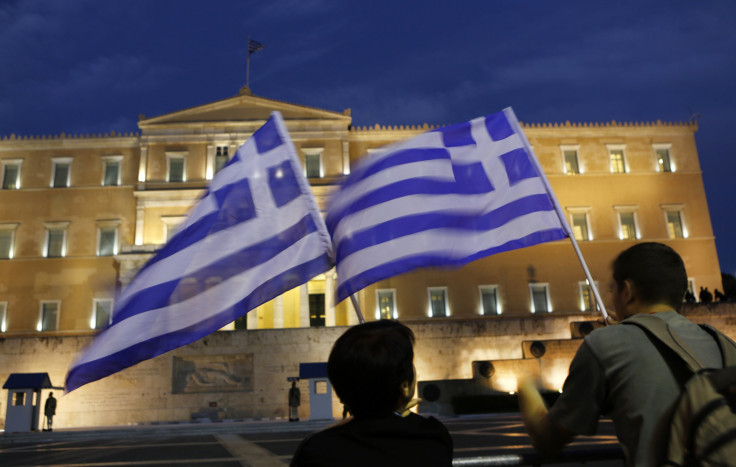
[0,90,729,429]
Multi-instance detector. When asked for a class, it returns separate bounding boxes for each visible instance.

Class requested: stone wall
[1,304,734,429]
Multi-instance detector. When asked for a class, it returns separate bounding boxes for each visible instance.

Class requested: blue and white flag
[326,108,569,302]
[66,112,333,392]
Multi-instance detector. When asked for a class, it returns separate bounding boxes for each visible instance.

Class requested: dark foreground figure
[291,320,453,466]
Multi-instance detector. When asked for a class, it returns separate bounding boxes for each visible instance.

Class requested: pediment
[138,92,351,130]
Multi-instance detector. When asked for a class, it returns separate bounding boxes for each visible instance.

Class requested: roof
[3,373,53,389]
[299,362,328,379]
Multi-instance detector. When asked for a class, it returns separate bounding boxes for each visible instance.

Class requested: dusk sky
[2,1,735,274]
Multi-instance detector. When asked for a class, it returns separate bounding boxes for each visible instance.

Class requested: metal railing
[453,446,624,466]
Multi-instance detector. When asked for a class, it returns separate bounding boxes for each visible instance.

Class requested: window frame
[101,155,123,186]
[560,145,581,175]
[567,206,592,242]
[529,283,551,313]
[607,144,627,174]
[303,148,324,179]
[653,143,674,173]
[578,280,599,312]
[161,215,186,243]
[661,204,687,239]
[166,151,187,183]
[1,159,23,189]
[0,223,19,260]
[92,298,114,330]
[96,220,120,256]
[38,300,60,332]
[376,288,397,320]
[614,205,640,240]
[51,157,73,188]
[478,285,501,315]
[427,286,449,318]
[43,221,69,258]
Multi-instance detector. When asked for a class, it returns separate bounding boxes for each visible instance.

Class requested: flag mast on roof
[243,36,265,95]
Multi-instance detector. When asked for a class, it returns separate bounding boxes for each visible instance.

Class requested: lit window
[479,285,500,315]
[102,156,122,186]
[530,283,550,313]
[97,225,118,256]
[376,289,396,319]
[666,210,685,238]
[0,302,7,332]
[579,281,598,312]
[654,145,673,173]
[428,287,448,317]
[0,224,18,259]
[2,159,22,189]
[304,149,323,179]
[560,146,580,174]
[608,147,626,174]
[52,158,72,187]
[619,212,638,240]
[167,152,187,182]
[215,146,229,174]
[571,212,590,241]
[92,299,113,330]
[44,222,69,258]
[39,301,60,331]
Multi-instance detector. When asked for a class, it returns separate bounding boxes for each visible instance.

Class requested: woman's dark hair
[613,242,688,310]
[327,320,415,419]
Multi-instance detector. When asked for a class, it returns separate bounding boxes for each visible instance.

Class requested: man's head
[327,320,415,419]
[611,242,688,317]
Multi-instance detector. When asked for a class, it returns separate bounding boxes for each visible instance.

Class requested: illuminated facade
[0,93,721,336]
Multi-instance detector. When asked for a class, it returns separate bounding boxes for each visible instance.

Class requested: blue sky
[2,0,735,275]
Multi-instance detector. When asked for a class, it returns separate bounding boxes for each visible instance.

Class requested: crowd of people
[289,242,736,467]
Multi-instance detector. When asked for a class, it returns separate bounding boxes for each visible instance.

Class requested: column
[247,307,258,330]
[138,145,148,183]
[205,144,215,180]
[134,204,145,246]
[342,140,351,175]
[325,270,335,326]
[273,295,284,329]
[299,284,310,328]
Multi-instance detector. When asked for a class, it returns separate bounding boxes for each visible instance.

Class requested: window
[303,149,323,178]
[161,216,186,242]
[530,283,550,313]
[44,222,69,258]
[2,159,22,189]
[51,157,72,187]
[97,224,119,256]
[428,287,448,317]
[613,206,639,240]
[167,152,187,182]
[0,302,7,332]
[560,146,580,174]
[215,146,229,174]
[39,301,60,331]
[102,156,122,186]
[309,293,326,327]
[653,144,673,172]
[666,210,685,238]
[479,285,500,315]
[92,299,113,330]
[567,208,591,242]
[579,281,598,312]
[376,289,396,319]
[608,146,626,173]
[13,392,25,406]
[0,224,18,259]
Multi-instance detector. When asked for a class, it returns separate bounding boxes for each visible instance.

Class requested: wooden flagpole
[504,108,609,322]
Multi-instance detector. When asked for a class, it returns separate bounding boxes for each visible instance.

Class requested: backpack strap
[698,324,736,367]
[621,314,708,373]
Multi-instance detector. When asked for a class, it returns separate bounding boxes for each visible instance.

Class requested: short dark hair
[613,242,688,310]
[327,320,415,419]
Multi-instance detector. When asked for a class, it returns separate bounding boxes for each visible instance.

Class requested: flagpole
[503,108,609,322]
[349,294,365,324]
[246,36,251,90]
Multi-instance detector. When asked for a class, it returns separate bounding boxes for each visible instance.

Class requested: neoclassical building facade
[0,92,721,337]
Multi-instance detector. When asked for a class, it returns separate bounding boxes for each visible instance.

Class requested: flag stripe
[114,214,319,324]
[336,228,566,301]
[335,193,557,260]
[66,252,331,393]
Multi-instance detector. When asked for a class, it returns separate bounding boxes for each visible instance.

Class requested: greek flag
[327,108,569,302]
[66,112,333,392]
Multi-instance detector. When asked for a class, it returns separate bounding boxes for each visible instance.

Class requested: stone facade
[1,304,733,429]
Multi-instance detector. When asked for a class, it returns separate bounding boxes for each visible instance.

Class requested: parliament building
[0,91,721,337]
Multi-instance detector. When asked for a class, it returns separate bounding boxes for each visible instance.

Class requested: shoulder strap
[699,324,736,367]
[622,314,707,373]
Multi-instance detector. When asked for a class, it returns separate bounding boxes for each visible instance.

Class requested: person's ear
[622,280,636,305]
